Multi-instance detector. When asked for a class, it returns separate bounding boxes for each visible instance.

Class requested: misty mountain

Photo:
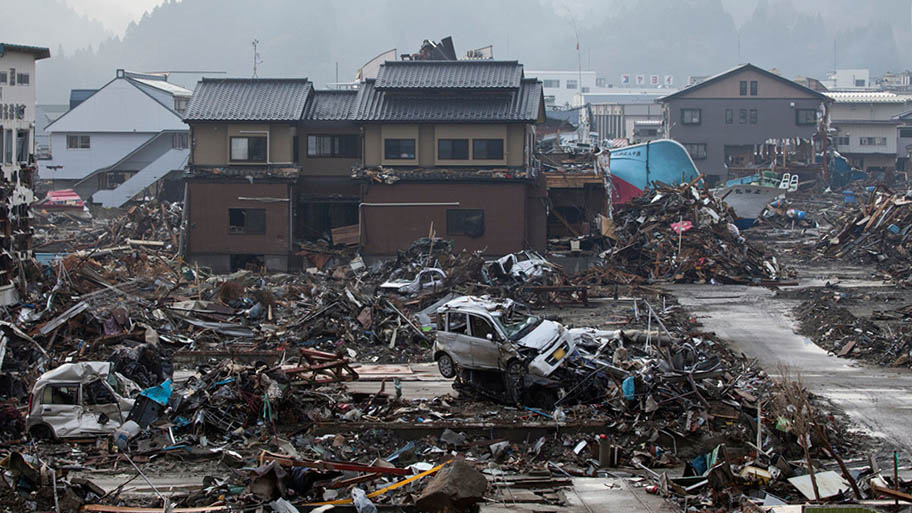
[25,0,912,103]
[6,0,111,56]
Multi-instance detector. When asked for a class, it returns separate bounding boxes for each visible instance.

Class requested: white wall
[40,132,155,180]
[526,70,597,108]
[0,51,38,163]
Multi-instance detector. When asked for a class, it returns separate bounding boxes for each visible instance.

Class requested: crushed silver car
[484,250,553,281]
[432,296,575,404]
[379,268,446,295]
[26,361,139,439]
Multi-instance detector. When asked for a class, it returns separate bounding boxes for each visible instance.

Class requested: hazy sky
[64,0,171,35]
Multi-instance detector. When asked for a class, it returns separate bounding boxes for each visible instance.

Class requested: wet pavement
[669,283,912,453]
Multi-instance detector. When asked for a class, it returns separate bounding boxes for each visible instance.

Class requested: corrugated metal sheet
[825,91,907,104]
[185,78,312,121]
[374,60,523,89]
[354,79,542,122]
[302,90,358,120]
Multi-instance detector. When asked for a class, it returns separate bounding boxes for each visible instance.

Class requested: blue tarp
[139,379,172,406]
[622,376,636,400]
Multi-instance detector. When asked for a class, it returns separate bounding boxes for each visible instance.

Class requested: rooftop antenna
[252,39,263,78]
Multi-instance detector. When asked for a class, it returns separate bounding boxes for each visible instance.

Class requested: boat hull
[717,184,782,228]
[608,139,701,204]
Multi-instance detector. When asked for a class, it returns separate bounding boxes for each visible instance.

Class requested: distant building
[39,69,191,207]
[879,70,912,91]
[0,42,50,303]
[526,70,597,109]
[659,63,830,184]
[580,90,670,142]
[826,91,912,174]
[822,69,871,90]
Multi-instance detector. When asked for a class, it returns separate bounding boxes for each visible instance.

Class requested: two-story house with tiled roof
[182,60,545,272]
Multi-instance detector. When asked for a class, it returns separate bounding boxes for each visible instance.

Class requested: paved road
[669,283,912,453]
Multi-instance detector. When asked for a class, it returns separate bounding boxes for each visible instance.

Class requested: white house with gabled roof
[39,69,191,207]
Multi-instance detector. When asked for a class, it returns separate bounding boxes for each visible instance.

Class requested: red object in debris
[645,485,659,494]
[671,220,693,234]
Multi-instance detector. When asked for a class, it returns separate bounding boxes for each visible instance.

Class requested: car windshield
[494,312,542,341]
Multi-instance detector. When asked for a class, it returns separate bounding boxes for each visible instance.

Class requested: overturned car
[433,296,577,406]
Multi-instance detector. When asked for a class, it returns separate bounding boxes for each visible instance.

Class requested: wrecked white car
[379,268,446,295]
[26,362,138,439]
[484,251,552,281]
[433,296,575,404]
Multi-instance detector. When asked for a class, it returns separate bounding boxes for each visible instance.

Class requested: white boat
[715,171,794,229]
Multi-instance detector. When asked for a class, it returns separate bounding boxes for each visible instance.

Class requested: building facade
[183,60,545,272]
[659,63,830,184]
[0,43,50,303]
[826,91,912,174]
[39,70,191,207]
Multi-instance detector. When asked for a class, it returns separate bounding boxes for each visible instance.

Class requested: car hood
[515,320,562,350]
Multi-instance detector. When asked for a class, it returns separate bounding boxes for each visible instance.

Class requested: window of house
[749,109,757,124]
[796,109,817,125]
[446,209,484,237]
[835,136,850,146]
[172,133,188,149]
[472,139,504,160]
[739,80,747,96]
[855,79,866,87]
[542,79,560,88]
[681,109,701,125]
[4,130,11,163]
[67,134,90,149]
[750,80,757,96]
[0,72,6,84]
[103,170,134,189]
[684,143,707,160]
[860,137,887,146]
[725,109,733,124]
[228,208,266,234]
[581,86,590,93]
[739,109,747,124]
[636,128,658,137]
[16,130,27,162]
[230,136,267,162]
[566,79,578,89]
[438,138,469,160]
[41,384,78,405]
[173,96,189,114]
[384,138,416,159]
[308,134,360,158]
[17,73,28,85]
[900,127,912,138]
[8,69,15,86]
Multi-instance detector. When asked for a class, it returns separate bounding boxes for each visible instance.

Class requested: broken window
[84,380,116,405]
[228,208,267,234]
[795,109,817,125]
[684,143,707,160]
[749,109,757,125]
[230,136,267,162]
[681,109,701,125]
[447,209,484,237]
[725,109,733,124]
[469,314,497,340]
[438,139,469,160]
[739,80,747,96]
[41,384,79,405]
[472,139,503,160]
[67,134,90,149]
[307,134,360,158]
[750,80,757,96]
[447,313,468,334]
[384,138,416,159]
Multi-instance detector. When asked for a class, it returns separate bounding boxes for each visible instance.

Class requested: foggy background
[7,0,912,103]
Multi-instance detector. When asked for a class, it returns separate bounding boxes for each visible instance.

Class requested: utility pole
[252,39,262,78]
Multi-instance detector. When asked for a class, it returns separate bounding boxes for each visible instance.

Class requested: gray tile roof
[302,90,358,121]
[374,60,523,89]
[353,79,542,123]
[185,78,312,121]
[0,43,50,59]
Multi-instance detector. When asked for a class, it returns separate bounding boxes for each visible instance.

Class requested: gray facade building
[658,64,830,184]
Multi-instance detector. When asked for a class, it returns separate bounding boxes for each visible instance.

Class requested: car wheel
[505,360,525,405]
[29,424,54,441]
[437,353,457,378]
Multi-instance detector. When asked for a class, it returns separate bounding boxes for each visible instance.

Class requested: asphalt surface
[669,282,912,453]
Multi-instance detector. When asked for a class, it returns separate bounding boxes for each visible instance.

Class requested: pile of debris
[816,187,912,281]
[598,181,786,284]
